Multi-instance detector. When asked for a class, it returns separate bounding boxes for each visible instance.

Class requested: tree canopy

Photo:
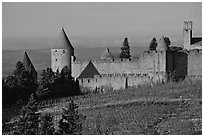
[120,37,131,59]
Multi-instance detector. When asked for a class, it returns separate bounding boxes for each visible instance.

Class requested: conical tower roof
[23,51,37,82]
[157,36,168,51]
[53,28,74,50]
[78,61,100,79]
[100,48,113,60]
[23,51,37,72]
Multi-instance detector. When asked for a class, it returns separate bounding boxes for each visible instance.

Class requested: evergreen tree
[164,37,171,50]
[14,94,40,135]
[3,61,38,106]
[149,38,158,51]
[58,99,85,135]
[120,37,131,59]
[164,37,171,46]
[36,67,79,100]
[39,114,55,135]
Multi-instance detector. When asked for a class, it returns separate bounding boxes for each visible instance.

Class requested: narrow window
[56,59,57,62]
[88,79,90,83]
[63,50,66,53]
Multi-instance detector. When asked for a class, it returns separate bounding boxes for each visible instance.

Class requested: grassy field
[38,79,202,135]
[3,79,202,135]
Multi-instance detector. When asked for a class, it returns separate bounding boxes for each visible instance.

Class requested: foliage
[39,113,55,135]
[36,67,80,100]
[3,61,38,106]
[14,94,40,135]
[149,38,158,51]
[164,37,171,46]
[57,98,86,135]
[120,37,131,59]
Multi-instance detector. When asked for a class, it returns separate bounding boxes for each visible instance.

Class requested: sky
[2,2,202,50]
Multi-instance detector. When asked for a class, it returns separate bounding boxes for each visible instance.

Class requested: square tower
[183,21,192,50]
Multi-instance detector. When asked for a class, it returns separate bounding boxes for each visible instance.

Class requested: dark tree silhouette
[36,67,80,100]
[3,61,38,106]
[57,99,85,135]
[14,94,40,135]
[164,37,171,46]
[149,38,158,51]
[120,37,131,59]
[39,114,55,135]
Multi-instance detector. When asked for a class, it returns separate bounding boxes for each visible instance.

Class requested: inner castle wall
[72,50,166,78]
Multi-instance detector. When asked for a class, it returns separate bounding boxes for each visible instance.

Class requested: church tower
[51,28,74,73]
[183,21,192,50]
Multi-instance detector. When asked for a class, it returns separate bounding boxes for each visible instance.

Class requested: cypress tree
[149,38,158,51]
[120,37,131,59]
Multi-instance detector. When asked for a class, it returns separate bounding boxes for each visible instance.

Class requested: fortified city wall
[72,50,166,78]
[78,72,167,90]
[188,49,202,77]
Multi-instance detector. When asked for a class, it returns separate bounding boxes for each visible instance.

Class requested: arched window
[56,59,57,62]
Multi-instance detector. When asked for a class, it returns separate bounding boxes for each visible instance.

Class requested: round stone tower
[51,28,74,73]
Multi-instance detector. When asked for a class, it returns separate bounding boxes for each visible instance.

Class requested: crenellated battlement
[72,50,165,65]
[78,71,167,91]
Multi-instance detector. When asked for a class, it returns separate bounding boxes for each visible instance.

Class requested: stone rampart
[78,72,167,91]
[72,50,167,78]
[188,49,202,76]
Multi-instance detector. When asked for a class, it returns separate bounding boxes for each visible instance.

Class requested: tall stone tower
[51,28,74,73]
[183,21,192,50]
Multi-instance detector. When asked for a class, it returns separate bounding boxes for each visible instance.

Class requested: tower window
[55,50,57,52]
[63,50,66,53]
[56,59,57,62]
[88,79,90,83]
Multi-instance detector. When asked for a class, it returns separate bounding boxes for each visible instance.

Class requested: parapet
[73,50,165,65]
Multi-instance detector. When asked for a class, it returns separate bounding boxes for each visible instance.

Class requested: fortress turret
[100,48,113,60]
[183,21,192,50]
[156,36,168,51]
[51,28,74,73]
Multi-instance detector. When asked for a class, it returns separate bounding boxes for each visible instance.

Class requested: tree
[149,38,158,51]
[58,98,86,135]
[39,114,55,135]
[120,37,131,59]
[14,94,40,135]
[3,61,38,106]
[36,67,80,100]
[164,37,171,47]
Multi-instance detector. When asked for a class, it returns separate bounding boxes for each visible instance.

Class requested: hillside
[38,79,202,134]
[3,79,202,134]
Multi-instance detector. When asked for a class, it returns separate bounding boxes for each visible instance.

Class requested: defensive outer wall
[71,49,202,91]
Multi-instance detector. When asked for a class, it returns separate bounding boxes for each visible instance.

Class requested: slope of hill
[3,79,201,135]
[38,79,201,135]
